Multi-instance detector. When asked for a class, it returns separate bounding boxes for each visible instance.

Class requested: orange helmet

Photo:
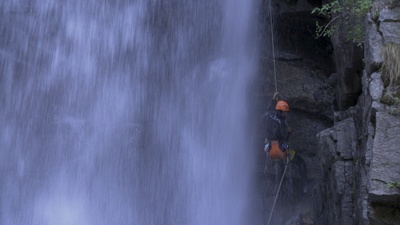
[275,100,290,111]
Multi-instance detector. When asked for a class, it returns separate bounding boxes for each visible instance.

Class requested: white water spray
[0,1,258,224]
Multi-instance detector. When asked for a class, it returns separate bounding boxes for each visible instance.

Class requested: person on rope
[263,92,291,161]
[262,93,309,192]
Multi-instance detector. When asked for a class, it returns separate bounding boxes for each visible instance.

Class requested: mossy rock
[388,181,400,189]
[388,106,400,115]
[394,90,400,99]
[381,93,395,105]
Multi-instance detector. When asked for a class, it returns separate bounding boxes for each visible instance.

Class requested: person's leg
[264,138,270,153]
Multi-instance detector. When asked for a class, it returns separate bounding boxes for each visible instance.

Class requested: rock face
[258,0,400,224]
[369,113,400,204]
[258,0,336,178]
[255,1,336,224]
[315,1,400,224]
[368,112,400,224]
[315,117,358,225]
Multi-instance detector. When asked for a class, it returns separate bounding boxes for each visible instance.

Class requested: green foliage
[311,0,372,46]
[345,0,372,45]
[388,107,400,115]
[380,93,394,105]
[381,90,400,115]
[388,181,400,189]
[380,93,400,105]
[311,1,341,16]
[312,1,341,38]
[372,10,380,22]
[394,97,400,105]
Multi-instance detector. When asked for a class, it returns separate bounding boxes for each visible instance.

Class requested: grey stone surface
[365,15,383,74]
[316,117,358,225]
[318,117,356,161]
[379,21,400,44]
[315,2,400,225]
[369,112,400,204]
[371,101,387,112]
[369,72,384,101]
[377,3,400,44]
[379,7,400,22]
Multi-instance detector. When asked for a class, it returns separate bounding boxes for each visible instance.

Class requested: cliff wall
[258,0,400,224]
[315,1,400,224]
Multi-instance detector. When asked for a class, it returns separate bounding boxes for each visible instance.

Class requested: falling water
[0,0,258,224]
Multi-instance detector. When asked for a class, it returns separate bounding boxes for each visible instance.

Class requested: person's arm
[266,92,280,113]
[273,92,282,101]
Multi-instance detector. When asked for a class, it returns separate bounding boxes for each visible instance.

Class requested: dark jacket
[265,99,290,142]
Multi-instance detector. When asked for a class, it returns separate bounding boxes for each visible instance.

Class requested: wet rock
[365,13,384,75]
[315,2,400,223]
[369,72,384,101]
[379,22,400,44]
[315,117,358,225]
[368,112,400,205]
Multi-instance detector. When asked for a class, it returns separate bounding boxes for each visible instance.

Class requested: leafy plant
[311,1,341,38]
[388,181,400,189]
[394,97,400,105]
[311,0,372,46]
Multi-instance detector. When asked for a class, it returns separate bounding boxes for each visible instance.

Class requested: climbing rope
[268,0,278,93]
[267,159,290,225]
[265,2,289,222]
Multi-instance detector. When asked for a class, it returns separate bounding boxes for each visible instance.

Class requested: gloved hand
[272,92,279,100]
[264,143,270,153]
[280,142,289,151]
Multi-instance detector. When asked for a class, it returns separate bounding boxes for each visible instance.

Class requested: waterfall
[0,0,258,224]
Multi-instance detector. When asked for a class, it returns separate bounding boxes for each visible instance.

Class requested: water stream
[0,1,259,224]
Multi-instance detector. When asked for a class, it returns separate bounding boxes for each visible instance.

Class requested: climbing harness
[268,0,278,93]
[267,158,290,225]
[265,112,281,125]
[266,141,288,160]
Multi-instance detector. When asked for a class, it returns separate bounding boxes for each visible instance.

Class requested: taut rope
[268,0,278,93]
